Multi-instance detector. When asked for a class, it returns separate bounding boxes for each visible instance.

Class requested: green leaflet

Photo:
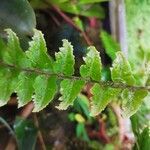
[131,103,150,138]
[56,2,105,18]
[80,46,102,81]
[79,0,108,4]
[76,123,89,142]
[111,52,135,85]
[26,29,53,71]
[100,31,120,60]
[54,39,75,76]
[0,29,30,107]
[121,89,148,117]
[136,126,150,150]
[16,72,36,107]
[14,117,37,150]
[33,75,57,112]
[31,0,105,18]
[0,68,18,106]
[4,29,30,68]
[90,84,120,116]
[56,79,85,110]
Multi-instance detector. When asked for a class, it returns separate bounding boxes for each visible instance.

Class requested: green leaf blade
[111,52,135,85]
[16,72,36,107]
[90,84,120,116]
[80,46,102,81]
[54,39,75,76]
[3,29,30,68]
[26,29,53,72]
[79,0,108,4]
[56,79,85,110]
[14,117,37,150]
[0,68,18,106]
[58,3,105,18]
[121,89,148,117]
[138,127,150,150]
[33,75,57,112]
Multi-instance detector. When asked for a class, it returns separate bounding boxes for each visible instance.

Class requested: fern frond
[0,29,149,117]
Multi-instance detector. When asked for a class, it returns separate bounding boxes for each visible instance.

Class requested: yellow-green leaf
[90,83,120,116]
[54,39,75,76]
[121,89,148,117]
[33,75,57,112]
[80,46,102,81]
[56,79,85,110]
[111,52,135,85]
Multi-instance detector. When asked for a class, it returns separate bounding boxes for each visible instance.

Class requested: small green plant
[0,29,149,118]
[30,0,106,19]
[0,116,37,150]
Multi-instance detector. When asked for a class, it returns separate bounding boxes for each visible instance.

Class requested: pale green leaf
[111,52,135,85]
[54,39,75,76]
[16,72,36,107]
[0,68,18,106]
[121,89,148,117]
[26,29,53,71]
[33,75,57,112]
[90,84,120,116]
[80,46,102,81]
[4,29,30,68]
[56,79,85,110]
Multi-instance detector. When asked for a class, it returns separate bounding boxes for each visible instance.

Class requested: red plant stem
[8,96,17,105]
[88,118,110,143]
[98,119,110,143]
[5,138,16,150]
[19,102,34,118]
[33,114,47,150]
[51,5,93,46]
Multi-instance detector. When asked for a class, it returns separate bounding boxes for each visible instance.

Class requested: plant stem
[33,114,46,150]
[19,102,34,118]
[0,117,16,138]
[0,60,150,92]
